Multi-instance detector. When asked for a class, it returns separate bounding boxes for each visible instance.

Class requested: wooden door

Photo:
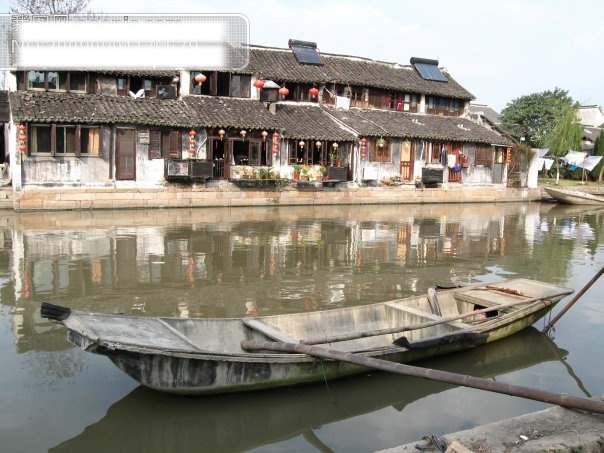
[400,140,413,181]
[116,129,135,180]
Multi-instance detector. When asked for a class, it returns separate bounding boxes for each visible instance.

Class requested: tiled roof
[328,108,514,146]
[9,91,512,146]
[274,104,356,141]
[9,91,279,130]
[245,46,475,101]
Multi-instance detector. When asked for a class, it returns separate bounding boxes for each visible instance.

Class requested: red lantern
[278,86,289,97]
[189,130,196,136]
[18,124,26,131]
[194,73,206,84]
[309,87,319,97]
[189,139,196,145]
[272,132,280,139]
[253,79,265,89]
[18,144,26,151]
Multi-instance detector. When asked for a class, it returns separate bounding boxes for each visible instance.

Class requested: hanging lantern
[18,124,27,155]
[309,87,319,97]
[271,132,280,155]
[332,142,339,150]
[377,137,386,148]
[194,73,207,84]
[278,86,289,97]
[218,129,225,141]
[315,141,322,148]
[253,79,265,89]
[240,130,247,140]
[299,140,305,148]
[361,153,366,159]
[261,131,268,141]
[189,130,196,137]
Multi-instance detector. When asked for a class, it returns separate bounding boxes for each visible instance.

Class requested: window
[230,75,250,98]
[48,71,68,91]
[190,71,251,98]
[80,127,101,155]
[70,73,87,92]
[24,71,85,92]
[427,96,462,116]
[55,125,77,154]
[30,124,52,153]
[369,138,391,163]
[475,145,494,166]
[149,130,181,159]
[426,141,445,164]
[27,71,45,90]
[29,124,102,156]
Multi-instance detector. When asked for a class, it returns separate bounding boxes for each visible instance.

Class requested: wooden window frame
[475,145,494,166]
[149,130,182,159]
[369,139,392,163]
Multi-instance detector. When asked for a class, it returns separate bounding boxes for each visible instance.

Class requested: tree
[541,103,583,184]
[10,0,90,14]
[500,88,576,147]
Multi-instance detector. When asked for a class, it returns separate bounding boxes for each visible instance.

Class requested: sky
[2,0,603,112]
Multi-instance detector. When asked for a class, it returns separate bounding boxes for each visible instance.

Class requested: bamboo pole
[241,340,604,415]
[541,266,604,334]
[301,290,572,345]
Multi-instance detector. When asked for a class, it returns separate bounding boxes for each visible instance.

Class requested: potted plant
[301,165,312,181]
[317,165,327,181]
[243,166,256,179]
[292,164,304,181]
[329,150,337,166]
[232,167,243,179]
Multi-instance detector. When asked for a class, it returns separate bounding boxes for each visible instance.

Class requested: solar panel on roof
[292,45,323,65]
[414,63,448,82]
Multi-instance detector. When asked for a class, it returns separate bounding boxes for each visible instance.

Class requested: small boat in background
[41,278,572,395]
[544,187,604,205]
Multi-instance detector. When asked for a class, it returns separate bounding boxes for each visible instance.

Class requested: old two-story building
[0,38,515,207]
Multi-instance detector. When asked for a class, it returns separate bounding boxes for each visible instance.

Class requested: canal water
[0,202,603,453]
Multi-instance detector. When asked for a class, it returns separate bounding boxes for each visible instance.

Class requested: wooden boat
[49,328,569,453]
[544,187,604,205]
[41,278,573,395]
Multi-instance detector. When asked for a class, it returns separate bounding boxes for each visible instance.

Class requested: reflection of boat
[48,328,569,453]
[544,187,604,205]
[41,278,572,395]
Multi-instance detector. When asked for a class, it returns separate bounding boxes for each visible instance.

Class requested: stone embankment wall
[0,184,545,211]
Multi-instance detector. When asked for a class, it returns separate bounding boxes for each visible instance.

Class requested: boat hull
[545,187,604,205]
[54,278,572,395]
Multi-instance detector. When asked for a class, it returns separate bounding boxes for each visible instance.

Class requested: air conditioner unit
[156,85,177,99]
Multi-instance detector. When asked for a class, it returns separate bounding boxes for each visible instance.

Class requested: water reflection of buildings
[5,203,603,352]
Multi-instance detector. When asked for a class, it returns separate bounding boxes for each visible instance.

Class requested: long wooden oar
[541,265,604,334]
[301,290,572,345]
[241,340,604,415]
